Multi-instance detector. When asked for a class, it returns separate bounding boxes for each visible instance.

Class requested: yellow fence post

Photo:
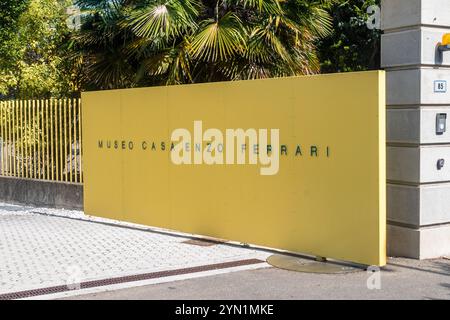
[13,100,17,177]
[0,102,4,176]
[55,99,60,182]
[64,99,68,183]
[45,99,50,181]
[12,100,17,177]
[19,100,23,178]
[31,100,37,179]
[37,100,41,179]
[24,99,28,178]
[27,101,30,178]
[28,100,32,179]
[59,99,63,182]
[78,98,83,183]
[50,99,55,181]
[69,98,73,183]
[73,99,78,183]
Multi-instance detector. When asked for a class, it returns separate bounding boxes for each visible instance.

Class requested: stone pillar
[382,0,450,258]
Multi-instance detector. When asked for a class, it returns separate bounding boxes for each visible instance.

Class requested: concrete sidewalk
[0,202,270,299]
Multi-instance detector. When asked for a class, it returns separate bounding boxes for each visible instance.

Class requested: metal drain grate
[182,239,221,246]
[0,259,264,300]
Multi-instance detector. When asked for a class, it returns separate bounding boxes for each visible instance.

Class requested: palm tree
[72,0,335,89]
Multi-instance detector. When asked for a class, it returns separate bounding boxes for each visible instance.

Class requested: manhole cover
[266,254,362,274]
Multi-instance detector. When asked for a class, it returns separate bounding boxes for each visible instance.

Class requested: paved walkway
[0,202,449,300]
[0,203,270,299]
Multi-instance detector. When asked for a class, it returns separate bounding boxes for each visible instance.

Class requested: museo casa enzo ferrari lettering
[96,122,331,176]
[96,139,331,157]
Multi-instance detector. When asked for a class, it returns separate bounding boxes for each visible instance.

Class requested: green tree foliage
[0,0,29,96]
[73,0,336,90]
[0,0,79,99]
[318,0,381,73]
[0,0,28,64]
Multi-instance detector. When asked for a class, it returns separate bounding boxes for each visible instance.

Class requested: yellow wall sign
[82,71,386,266]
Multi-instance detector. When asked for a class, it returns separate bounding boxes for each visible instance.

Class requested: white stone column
[382,0,450,258]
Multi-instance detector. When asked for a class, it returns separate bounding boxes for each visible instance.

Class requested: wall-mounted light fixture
[438,34,450,52]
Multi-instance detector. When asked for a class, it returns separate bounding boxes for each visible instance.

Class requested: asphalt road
[62,257,450,300]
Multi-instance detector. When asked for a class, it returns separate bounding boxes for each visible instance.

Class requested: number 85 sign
[434,80,448,93]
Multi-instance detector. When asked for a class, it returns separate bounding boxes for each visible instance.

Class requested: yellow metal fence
[0,98,83,184]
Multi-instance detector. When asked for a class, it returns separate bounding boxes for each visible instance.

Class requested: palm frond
[190,12,246,62]
[127,0,200,39]
[235,0,282,14]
